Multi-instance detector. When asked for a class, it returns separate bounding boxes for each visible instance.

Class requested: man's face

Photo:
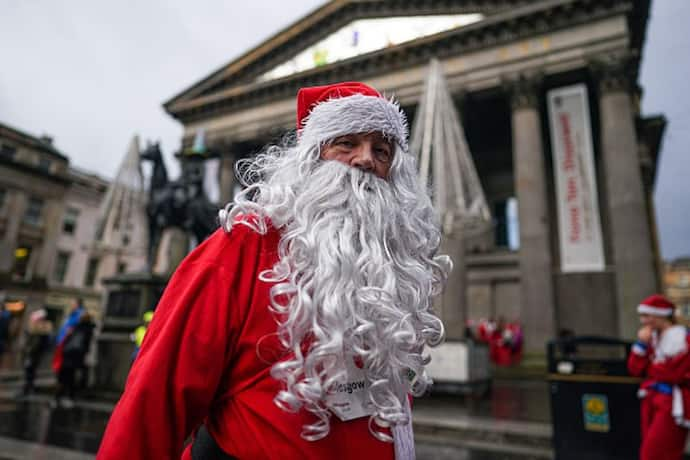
[320,132,394,179]
[639,313,667,329]
[640,314,652,327]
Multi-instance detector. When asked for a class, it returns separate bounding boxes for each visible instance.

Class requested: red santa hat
[637,294,676,317]
[296,81,408,151]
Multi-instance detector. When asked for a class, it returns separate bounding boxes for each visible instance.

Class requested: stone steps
[413,411,553,459]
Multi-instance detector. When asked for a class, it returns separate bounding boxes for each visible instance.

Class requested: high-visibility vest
[133,325,147,347]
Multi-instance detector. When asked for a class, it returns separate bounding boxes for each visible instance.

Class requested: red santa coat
[627,325,690,460]
[97,221,394,460]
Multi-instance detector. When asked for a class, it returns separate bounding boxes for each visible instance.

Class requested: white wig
[219,93,450,445]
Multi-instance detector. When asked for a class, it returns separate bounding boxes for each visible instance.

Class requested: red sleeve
[627,341,650,377]
[97,227,260,460]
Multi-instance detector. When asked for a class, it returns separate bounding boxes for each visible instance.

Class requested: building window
[117,262,127,274]
[0,144,17,160]
[506,197,519,251]
[84,257,100,287]
[53,251,71,284]
[38,157,52,173]
[12,246,32,280]
[0,188,6,211]
[493,197,520,251]
[680,303,690,318]
[494,200,509,248]
[5,299,26,314]
[106,289,141,318]
[62,207,80,235]
[23,197,44,226]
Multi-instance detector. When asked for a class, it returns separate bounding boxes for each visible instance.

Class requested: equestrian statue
[140,141,218,268]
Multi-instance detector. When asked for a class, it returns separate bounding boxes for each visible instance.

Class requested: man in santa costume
[97,81,451,460]
[628,294,690,460]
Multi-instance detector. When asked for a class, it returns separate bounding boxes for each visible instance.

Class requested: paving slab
[0,435,94,460]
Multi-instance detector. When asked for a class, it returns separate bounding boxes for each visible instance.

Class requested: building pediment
[164,1,525,115]
[165,0,650,124]
[255,14,486,83]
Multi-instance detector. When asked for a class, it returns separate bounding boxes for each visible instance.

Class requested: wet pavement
[418,379,550,423]
[0,435,94,460]
[0,372,552,459]
[416,443,547,460]
[0,397,108,455]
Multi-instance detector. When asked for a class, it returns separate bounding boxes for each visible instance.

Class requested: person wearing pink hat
[20,308,53,396]
[98,82,450,460]
[628,294,690,460]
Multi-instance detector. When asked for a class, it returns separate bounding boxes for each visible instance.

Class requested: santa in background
[628,294,690,460]
[471,317,522,366]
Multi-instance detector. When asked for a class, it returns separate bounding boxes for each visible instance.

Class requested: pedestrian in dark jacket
[0,303,11,357]
[52,311,94,408]
[21,309,53,396]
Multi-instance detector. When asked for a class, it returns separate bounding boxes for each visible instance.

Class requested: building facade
[163,0,665,353]
[0,122,72,353]
[53,168,110,290]
[665,258,690,319]
[0,123,149,362]
[46,167,115,325]
[42,168,108,328]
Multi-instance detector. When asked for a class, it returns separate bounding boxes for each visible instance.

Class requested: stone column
[594,59,657,339]
[508,76,556,354]
[219,143,239,206]
[438,229,465,340]
[35,198,65,280]
[638,118,665,291]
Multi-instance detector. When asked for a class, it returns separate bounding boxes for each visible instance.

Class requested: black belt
[191,425,236,460]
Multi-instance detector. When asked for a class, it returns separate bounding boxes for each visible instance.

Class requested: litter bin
[547,336,642,460]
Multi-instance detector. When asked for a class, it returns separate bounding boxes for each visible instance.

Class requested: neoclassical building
[163,0,664,353]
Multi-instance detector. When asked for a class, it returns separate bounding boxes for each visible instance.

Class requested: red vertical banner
[547,84,605,272]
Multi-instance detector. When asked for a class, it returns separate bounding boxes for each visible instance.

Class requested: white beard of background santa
[219,82,451,456]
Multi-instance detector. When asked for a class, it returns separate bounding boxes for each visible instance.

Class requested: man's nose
[351,142,375,171]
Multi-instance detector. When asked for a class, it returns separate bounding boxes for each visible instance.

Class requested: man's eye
[337,140,354,148]
[375,148,392,162]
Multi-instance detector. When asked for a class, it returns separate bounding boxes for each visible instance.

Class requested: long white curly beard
[220,143,450,446]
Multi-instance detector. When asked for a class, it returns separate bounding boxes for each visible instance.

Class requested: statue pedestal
[94,272,167,392]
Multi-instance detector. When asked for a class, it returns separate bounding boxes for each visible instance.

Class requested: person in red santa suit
[97,82,451,460]
[476,318,496,344]
[628,294,690,460]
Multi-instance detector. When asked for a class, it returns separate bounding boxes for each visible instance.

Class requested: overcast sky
[1,1,688,260]
[639,1,690,262]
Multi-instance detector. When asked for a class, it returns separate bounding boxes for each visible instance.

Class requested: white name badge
[325,357,375,421]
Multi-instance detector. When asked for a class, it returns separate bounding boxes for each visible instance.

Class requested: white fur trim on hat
[638,304,674,316]
[299,94,409,151]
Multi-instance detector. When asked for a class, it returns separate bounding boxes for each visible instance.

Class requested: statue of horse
[140,142,218,269]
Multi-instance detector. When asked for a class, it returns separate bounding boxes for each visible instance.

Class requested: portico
[164,0,664,354]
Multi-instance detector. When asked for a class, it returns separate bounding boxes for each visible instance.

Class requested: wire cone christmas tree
[410,59,491,237]
[95,135,148,259]
[410,59,492,338]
